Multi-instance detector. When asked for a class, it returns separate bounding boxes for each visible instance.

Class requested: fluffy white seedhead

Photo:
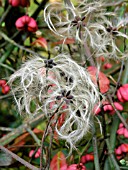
[44,1,128,60]
[9,54,100,150]
[44,1,109,41]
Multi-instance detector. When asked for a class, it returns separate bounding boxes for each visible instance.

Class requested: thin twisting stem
[40,102,64,170]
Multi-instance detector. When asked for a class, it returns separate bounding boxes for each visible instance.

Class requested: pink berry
[2,85,10,94]
[120,144,128,153]
[117,84,128,102]
[20,0,30,7]
[0,80,6,87]
[15,15,38,32]
[103,63,112,69]
[119,123,124,128]
[124,128,128,138]
[115,147,122,155]
[9,0,20,7]
[29,150,34,157]
[117,127,125,135]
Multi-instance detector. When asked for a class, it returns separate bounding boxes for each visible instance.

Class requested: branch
[0,113,44,146]
[0,5,12,24]
[0,31,44,58]
[0,145,39,170]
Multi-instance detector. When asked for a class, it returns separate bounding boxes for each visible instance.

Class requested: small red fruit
[15,15,38,32]
[1,85,10,94]
[0,80,6,87]
[9,0,20,7]
[117,84,128,102]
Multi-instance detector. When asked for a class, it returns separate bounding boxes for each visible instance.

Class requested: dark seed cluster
[56,90,73,104]
[44,59,56,68]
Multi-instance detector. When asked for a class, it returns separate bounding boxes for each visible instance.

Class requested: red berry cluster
[94,84,128,115]
[15,15,38,32]
[117,84,128,102]
[9,0,30,7]
[117,123,128,138]
[29,148,41,158]
[0,80,10,94]
[60,163,86,170]
[81,153,94,164]
[94,101,123,115]
[8,0,38,32]
[115,143,128,160]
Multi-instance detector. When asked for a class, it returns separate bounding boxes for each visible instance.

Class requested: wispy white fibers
[44,0,128,60]
[9,54,100,150]
[44,1,112,47]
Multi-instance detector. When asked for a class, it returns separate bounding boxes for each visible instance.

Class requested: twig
[0,63,15,72]
[0,127,14,131]
[40,102,64,170]
[84,43,95,66]
[0,31,44,58]
[0,145,39,170]
[8,145,39,148]
[0,93,12,100]
[0,113,44,146]
[0,45,14,63]
[26,127,41,146]
[46,112,62,170]
[0,5,12,24]
[32,0,48,18]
